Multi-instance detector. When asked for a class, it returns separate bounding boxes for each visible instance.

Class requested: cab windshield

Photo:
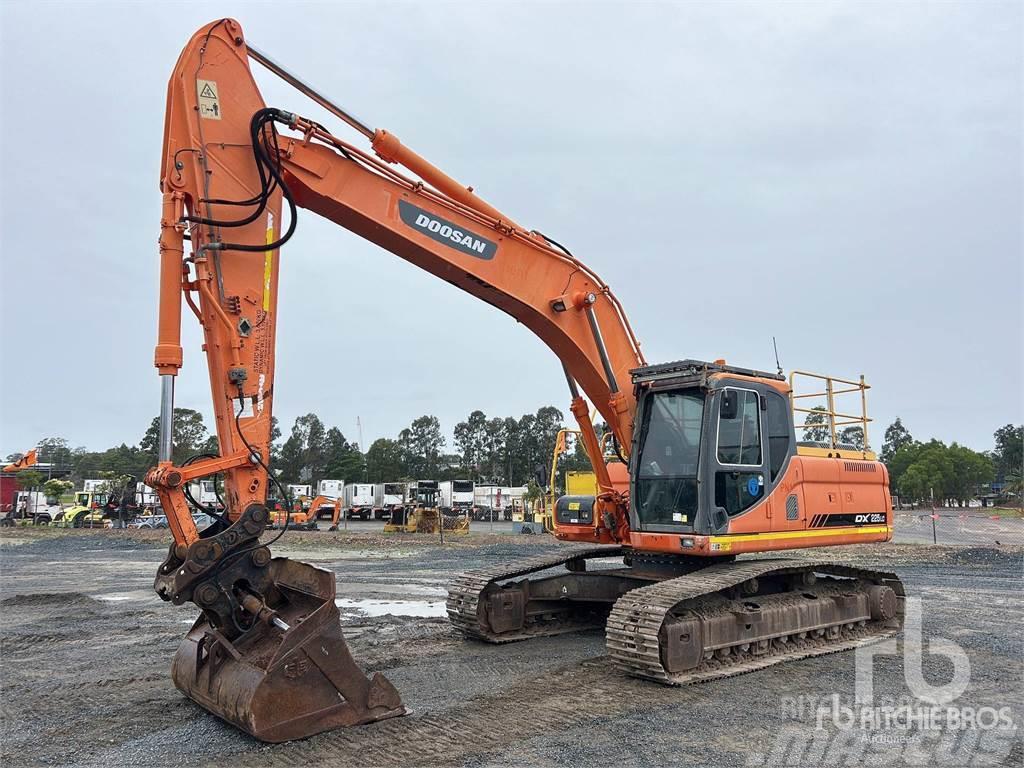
[635,389,705,527]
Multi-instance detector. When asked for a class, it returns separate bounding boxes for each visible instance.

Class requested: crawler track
[446,545,625,642]
[606,559,905,685]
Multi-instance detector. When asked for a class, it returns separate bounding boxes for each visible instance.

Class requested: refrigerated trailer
[317,479,344,499]
[473,485,527,521]
[308,479,344,519]
[343,483,375,520]
[286,484,312,502]
[439,480,474,515]
[373,482,406,520]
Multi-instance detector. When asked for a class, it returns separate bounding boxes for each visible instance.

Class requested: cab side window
[717,389,761,466]
[766,392,792,481]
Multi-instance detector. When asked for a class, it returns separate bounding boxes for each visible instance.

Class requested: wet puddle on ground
[334,598,447,618]
[90,590,156,602]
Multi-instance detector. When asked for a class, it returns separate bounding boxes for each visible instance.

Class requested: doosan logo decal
[398,200,497,260]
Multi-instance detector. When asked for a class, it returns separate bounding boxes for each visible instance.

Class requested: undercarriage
[447,547,904,685]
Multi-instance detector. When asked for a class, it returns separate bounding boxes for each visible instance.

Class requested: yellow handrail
[788,370,872,451]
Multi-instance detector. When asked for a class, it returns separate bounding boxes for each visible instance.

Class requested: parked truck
[314,479,344,519]
[286,484,312,503]
[439,480,474,516]
[473,485,527,521]
[373,482,406,520]
[343,483,375,520]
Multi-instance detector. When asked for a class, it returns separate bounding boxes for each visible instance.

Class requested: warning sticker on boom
[197,80,221,120]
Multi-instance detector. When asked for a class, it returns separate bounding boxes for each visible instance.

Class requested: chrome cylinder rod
[246,43,375,139]
[158,375,175,462]
[585,305,619,394]
[562,363,581,399]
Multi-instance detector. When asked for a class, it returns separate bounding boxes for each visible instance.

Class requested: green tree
[480,417,508,483]
[453,410,488,476]
[365,438,406,481]
[802,406,830,443]
[277,413,327,485]
[15,470,45,491]
[838,426,865,450]
[323,427,364,480]
[139,408,209,465]
[42,479,73,502]
[399,416,445,478]
[880,418,914,465]
[886,441,923,496]
[946,444,994,506]
[895,440,954,505]
[36,437,73,469]
[523,479,542,504]
[992,424,1023,481]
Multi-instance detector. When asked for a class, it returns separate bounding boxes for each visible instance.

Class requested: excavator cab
[629,359,793,537]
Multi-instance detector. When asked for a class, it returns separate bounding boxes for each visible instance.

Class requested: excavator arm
[151,19,643,548]
[146,18,642,742]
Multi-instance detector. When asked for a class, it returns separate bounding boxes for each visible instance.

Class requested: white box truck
[317,479,344,499]
[136,482,159,507]
[373,482,406,520]
[343,483,375,520]
[439,480,474,515]
[473,485,527,520]
[187,479,221,509]
[310,479,343,519]
[286,484,312,500]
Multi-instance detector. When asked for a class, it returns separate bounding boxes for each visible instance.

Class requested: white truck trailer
[317,479,344,499]
[343,483,375,520]
[373,482,406,520]
[313,479,344,519]
[439,480,475,515]
[286,484,312,502]
[473,485,527,521]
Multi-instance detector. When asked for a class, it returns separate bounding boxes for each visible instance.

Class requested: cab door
[708,386,769,533]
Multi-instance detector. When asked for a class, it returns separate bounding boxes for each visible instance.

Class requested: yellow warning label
[197,79,221,120]
[262,213,274,311]
[568,502,580,511]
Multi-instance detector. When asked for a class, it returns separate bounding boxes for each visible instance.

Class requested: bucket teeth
[171,557,406,742]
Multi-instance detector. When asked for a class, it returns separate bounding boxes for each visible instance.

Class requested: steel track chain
[605,559,904,685]
[446,545,625,642]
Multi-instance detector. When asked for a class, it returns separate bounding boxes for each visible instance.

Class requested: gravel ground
[1,529,1021,767]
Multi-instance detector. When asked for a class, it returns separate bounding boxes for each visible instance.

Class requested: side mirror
[719,390,738,420]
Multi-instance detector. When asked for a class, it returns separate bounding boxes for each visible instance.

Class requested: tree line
[879,419,1021,507]
[11,408,1020,509]
[6,404,588,493]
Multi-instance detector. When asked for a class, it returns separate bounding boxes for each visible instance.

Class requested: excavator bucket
[170,557,405,742]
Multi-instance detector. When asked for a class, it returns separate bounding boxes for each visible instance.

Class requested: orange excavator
[147,19,903,743]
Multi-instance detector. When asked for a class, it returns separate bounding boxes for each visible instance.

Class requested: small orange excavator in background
[146,19,903,743]
[267,494,338,531]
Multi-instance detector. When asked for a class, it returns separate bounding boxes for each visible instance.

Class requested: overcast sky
[1,1,1020,459]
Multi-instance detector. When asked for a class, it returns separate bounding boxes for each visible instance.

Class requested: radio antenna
[772,336,783,376]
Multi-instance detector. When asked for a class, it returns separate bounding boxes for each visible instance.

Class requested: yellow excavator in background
[384,481,469,534]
